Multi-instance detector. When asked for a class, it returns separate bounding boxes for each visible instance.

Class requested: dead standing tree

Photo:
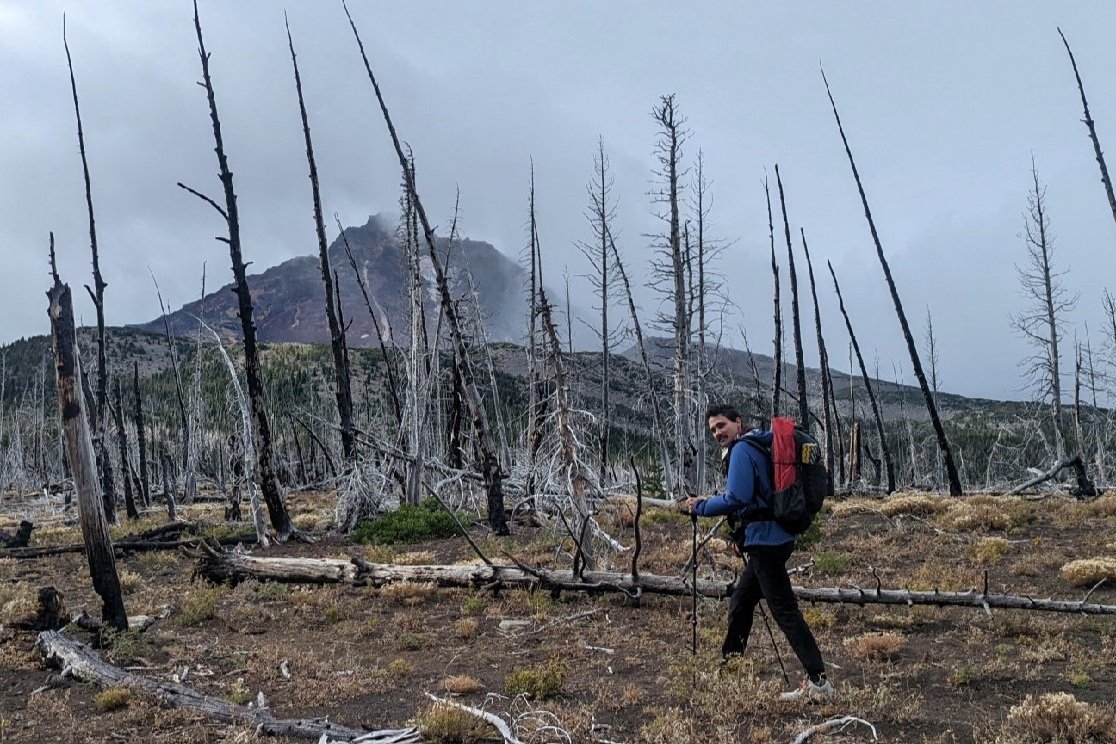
[765,177,783,420]
[775,165,810,431]
[48,263,127,631]
[800,230,835,494]
[650,95,695,497]
[344,2,509,534]
[286,19,355,464]
[63,20,116,524]
[179,0,297,541]
[823,68,963,496]
[828,262,896,493]
[1058,28,1116,232]
[578,138,624,487]
[1008,161,1095,496]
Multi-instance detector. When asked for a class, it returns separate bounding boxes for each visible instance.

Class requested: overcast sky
[4,2,1116,402]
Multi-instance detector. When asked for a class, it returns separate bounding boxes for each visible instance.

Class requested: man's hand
[678,497,701,515]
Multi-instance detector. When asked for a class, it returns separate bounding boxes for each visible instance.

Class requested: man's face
[707,415,744,447]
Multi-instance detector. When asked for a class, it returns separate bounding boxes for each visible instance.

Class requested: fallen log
[1,534,255,560]
[195,552,1116,615]
[36,630,423,742]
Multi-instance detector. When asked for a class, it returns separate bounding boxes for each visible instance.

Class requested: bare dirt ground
[2,490,1116,743]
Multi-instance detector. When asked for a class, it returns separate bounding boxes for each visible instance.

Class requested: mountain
[135,214,528,347]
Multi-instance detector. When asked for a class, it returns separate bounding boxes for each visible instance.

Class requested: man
[681,404,833,701]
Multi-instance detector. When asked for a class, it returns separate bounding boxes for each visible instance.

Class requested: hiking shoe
[779,675,835,702]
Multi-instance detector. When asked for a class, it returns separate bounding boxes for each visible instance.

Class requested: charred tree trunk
[801,231,834,494]
[823,70,962,496]
[337,218,402,426]
[64,23,116,525]
[286,21,354,463]
[654,96,694,498]
[775,166,810,431]
[766,178,783,420]
[828,262,895,493]
[132,363,150,508]
[111,379,138,520]
[1059,28,1116,233]
[345,5,508,533]
[186,1,295,540]
[47,275,127,631]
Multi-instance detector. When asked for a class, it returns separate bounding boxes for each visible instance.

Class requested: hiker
[679,403,833,701]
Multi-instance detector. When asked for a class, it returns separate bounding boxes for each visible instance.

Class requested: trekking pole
[745,555,790,684]
[690,511,699,657]
[758,600,791,685]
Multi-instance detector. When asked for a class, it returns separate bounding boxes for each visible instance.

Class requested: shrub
[351,500,459,545]
[972,537,1010,564]
[1000,692,1116,743]
[795,518,823,550]
[443,675,481,694]
[228,678,251,705]
[844,632,904,662]
[811,551,851,573]
[1060,557,1116,588]
[94,687,131,712]
[387,658,413,676]
[415,703,493,743]
[175,586,225,626]
[504,659,565,699]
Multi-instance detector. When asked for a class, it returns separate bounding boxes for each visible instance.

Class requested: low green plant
[351,500,459,545]
[175,586,225,627]
[461,594,486,616]
[228,678,251,705]
[104,628,153,665]
[811,550,851,573]
[796,517,823,550]
[94,687,131,712]
[504,659,565,699]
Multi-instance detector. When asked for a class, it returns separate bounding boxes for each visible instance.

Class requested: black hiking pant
[723,541,825,677]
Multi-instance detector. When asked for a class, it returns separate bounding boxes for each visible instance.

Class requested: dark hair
[705,404,742,423]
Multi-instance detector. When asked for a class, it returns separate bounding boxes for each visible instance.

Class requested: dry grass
[971,537,1011,564]
[415,703,494,743]
[379,581,437,604]
[393,550,437,565]
[879,494,948,517]
[942,503,1012,531]
[93,687,132,712]
[1059,557,1116,587]
[844,631,905,662]
[998,692,1116,743]
[443,674,481,694]
[0,582,38,625]
[829,499,878,519]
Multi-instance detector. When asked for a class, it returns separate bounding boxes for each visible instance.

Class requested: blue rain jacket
[692,430,795,548]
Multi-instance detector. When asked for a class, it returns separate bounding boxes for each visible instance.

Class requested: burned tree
[179,1,297,540]
[766,177,783,420]
[344,2,508,534]
[775,165,809,430]
[800,230,835,493]
[47,262,127,631]
[650,94,694,497]
[63,20,115,523]
[577,138,624,486]
[286,19,355,463]
[1009,160,1094,496]
[1058,28,1116,233]
[111,378,138,520]
[131,362,150,508]
[828,262,895,494]
[823,69,962,496]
